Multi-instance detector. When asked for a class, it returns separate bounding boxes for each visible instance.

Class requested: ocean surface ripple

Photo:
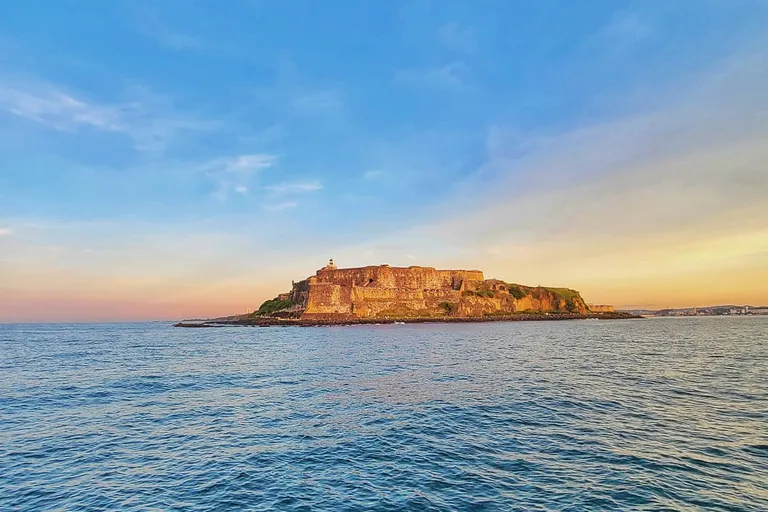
[1,317,767,511]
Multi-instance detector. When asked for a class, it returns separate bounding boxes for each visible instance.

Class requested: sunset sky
[2,1,768,322]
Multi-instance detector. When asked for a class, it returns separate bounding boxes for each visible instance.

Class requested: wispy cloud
[0,85,122,131]
[134,7,203,51]
[592,9,654,55]
[250,58,346,122]
[291,89,344,116]
[439,23,475,53]
[196,153,278,177]
[0,80,213,155]
[0,227,13,236]
[221,154,278,174]
[264,201,297,212]
[394,62,469,90]
[264,180,323,195]
[203,154,278,200]
[364,170,385,180]
[149,28,201,51]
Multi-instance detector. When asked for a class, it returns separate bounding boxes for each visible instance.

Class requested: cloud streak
[0,85,122,131]
[394,62,470,90]
[364,170,385,180]
[264,201,297,212]
[291,89,344,116]
[133,5,204,52]
[596,9,654,51]
[0,79,214,155]
[203,153,278,200]
[439,22,475,54]
[219,154,278,175]
[264,180,322,195]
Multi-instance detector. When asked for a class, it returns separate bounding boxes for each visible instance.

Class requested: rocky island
[177,259,637,327]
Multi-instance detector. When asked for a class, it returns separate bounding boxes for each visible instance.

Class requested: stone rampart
[312,265,483,290]
[275,264,589,319]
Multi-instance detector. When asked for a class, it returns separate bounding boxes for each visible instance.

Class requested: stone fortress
[262,259,602,320]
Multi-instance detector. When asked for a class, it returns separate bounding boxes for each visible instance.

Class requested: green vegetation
[505,284,527,299]
[542,287,583,312]
[463,289,495,298]
[255,298,295,317]
[439,302,457,315]
[543,287,579,301]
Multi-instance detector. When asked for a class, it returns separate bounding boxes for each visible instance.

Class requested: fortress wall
[313,266,484,290]
[321,266,433,288]
[313,267,378,287]
[352,287,425,301]
[282,264,587,319]
[422,289,462,300]
[436,270,485,291]
[588,304,615,313]
[289,279,312,307]
[303,282,351,315]
[299,266,488,318]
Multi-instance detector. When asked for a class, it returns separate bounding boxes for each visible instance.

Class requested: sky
[1,0,768,322]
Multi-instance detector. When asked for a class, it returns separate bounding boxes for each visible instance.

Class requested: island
[176,259,639,327]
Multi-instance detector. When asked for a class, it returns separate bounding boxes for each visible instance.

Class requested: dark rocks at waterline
[173,322,226,328]
[173,312,640,328]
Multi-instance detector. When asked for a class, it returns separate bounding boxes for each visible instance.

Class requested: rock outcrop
[254,262,595,320]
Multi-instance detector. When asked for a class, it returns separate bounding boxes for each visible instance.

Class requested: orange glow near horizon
[2,251,766,322]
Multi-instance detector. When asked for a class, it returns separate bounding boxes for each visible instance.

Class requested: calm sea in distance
[1,317,767,511]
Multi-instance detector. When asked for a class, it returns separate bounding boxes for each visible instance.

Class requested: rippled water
[1,318,767,511]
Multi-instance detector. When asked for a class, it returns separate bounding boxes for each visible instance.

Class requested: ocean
[1,317,766,511]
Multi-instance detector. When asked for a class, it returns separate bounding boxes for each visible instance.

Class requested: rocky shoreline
[174,311,641,328]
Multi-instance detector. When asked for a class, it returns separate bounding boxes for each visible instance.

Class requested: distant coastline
[625,305,768,317]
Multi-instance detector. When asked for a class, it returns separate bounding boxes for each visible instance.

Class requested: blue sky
[2,1,768,320]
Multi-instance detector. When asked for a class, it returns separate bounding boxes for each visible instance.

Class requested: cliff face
[257,264,591,319]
